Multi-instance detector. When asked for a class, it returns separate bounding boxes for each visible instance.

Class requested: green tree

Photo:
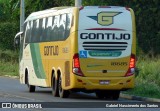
[0,22,19,50]
[25,0,74,17]
[0,0,19,22]
[0,0,19,50]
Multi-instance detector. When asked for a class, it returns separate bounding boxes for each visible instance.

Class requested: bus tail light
[125,54,136,77]
[72,54,84,76]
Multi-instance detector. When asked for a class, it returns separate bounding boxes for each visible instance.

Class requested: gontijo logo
[88,12,121,26]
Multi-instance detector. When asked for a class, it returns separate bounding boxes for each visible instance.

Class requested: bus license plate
[99,80,110,85]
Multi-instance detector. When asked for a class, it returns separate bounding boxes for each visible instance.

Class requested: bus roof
[24,6,73,23]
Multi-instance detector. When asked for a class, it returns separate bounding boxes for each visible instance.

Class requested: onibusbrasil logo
[88,12,121,26]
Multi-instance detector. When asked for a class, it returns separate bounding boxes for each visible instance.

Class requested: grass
[0,49,19,77]
[124,56,160,99]
[124,79,160,98]
[0,61,18,76]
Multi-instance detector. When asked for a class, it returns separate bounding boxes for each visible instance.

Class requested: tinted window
[35,19,40,42]
[37,19,43,42]
[41,18,48,41]
[27,13,72,43]
[46,17,53,41]
[65,13,72,39]
[51,15,60,41]
[50,17,55,41]
[59,14,66,40]
[31,20,38,42]
[38,19,43,42]
[25,22,31,43]
[40,18,45,41]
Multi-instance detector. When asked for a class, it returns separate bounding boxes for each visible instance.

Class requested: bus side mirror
[14,32,23,48]
[14,37,20,47]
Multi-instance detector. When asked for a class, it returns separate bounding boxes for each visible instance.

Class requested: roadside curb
[2,75,19,79]
[120,93,160,102]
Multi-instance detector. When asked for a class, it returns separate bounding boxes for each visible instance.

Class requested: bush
[0,49,19,76]
[137,56,160,86]
[0,22,19,50]
[0,49,19,63]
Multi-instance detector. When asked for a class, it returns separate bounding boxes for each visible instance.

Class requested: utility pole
[20,0,25,32]
[75,0,82,7]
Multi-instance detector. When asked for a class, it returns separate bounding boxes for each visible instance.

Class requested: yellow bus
[15,6,136,100]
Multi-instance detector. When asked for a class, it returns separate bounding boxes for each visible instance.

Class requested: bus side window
[46,16,53,41]
[25,22,31,45]
[65,13,72,39]
[35,19,40,42]
[44,18,48,42]
[41,18,46,42]
[31,20,38,42]
[50,16,55,41]
[59,14,66,40]
[36,19,39,42]
[37,19,43,42]
[30,21,33,42]
[52,15,60,41]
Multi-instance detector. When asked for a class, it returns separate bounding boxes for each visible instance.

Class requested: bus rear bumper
[70,75,135,91]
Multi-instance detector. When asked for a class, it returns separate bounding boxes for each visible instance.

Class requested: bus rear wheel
[52,74,59,97]
[58,75,70,98]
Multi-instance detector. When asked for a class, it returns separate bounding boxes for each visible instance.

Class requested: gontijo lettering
[44,46,59,56]
[80,33,131,40]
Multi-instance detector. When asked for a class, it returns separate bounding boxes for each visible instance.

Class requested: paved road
[0,76,159,111]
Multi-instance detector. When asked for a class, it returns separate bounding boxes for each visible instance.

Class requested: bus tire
[26,72,35,92]
[95,91,105,99]
[28,85,36,92]
[52,74,59,97]
[58,75,70,98]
